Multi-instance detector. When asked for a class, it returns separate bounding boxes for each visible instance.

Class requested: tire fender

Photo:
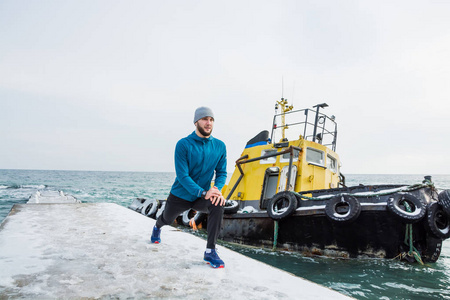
[325,194,361,223]
[387,193,426,223]
[425,201,450,239]
[156,201,166,219]
[267,191,298,220]
[141,199,159,218]
[181,209,205,227]
[224,200,240,214]
[438,189,450,217]
[128,197,146,212]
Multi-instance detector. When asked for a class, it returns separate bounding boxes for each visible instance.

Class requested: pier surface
[0,203,352,299]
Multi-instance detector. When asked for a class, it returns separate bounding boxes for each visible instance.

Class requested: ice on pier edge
[0,203,351,299]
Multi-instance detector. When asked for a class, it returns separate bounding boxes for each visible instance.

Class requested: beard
[196,123,213,137]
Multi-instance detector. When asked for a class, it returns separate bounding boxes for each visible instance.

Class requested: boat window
[280,148,300,163]
[327,155,337,173]
[260,149,277,164]
[306,148,324,166]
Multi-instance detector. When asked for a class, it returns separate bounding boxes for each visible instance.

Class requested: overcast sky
[1,0,450,174]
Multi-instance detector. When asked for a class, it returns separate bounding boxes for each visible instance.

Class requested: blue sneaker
[151,226,161,244]
[204,249,225,268]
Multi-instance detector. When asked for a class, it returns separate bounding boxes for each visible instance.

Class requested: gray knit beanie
[193,107,214,123]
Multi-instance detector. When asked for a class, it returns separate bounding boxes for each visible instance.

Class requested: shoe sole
[204,260,225,269]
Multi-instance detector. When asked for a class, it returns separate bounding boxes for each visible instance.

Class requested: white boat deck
[0,203,352,299]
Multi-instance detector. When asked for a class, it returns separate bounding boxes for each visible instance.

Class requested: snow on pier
[0,203,352,299]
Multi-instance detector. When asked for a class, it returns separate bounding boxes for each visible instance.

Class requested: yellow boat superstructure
[222,99,343,206]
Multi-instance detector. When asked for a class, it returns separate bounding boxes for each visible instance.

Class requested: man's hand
[205,186,226,206]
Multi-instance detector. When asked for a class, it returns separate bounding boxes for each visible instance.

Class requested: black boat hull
[221,210,443,262]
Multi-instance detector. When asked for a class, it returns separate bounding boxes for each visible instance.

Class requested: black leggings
[156,193,224,249]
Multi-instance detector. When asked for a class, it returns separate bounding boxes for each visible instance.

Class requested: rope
[291,180,435,201]
[393,202,424,264]
[272,220,279,251]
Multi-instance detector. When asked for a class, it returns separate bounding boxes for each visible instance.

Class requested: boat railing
[270,104,338,151]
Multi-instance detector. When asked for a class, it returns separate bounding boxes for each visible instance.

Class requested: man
[151,106,227,269]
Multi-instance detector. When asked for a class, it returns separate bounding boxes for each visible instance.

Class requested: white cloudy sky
[1,0,449,174]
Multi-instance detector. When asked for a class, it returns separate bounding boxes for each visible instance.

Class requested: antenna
[292,81,295,107]
[281,76,284,98]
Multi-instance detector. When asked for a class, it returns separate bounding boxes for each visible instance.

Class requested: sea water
[1,169,449,299]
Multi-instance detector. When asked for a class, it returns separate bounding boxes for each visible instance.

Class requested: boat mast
[276,98,293,141]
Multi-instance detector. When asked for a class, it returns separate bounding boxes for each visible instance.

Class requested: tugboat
[130,99,450,263]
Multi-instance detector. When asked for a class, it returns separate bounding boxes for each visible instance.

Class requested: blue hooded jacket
[170,131,227,201]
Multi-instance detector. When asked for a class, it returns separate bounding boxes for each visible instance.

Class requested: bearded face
[195,117,214,137]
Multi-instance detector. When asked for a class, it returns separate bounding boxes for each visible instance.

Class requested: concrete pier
[0,203,352,299]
